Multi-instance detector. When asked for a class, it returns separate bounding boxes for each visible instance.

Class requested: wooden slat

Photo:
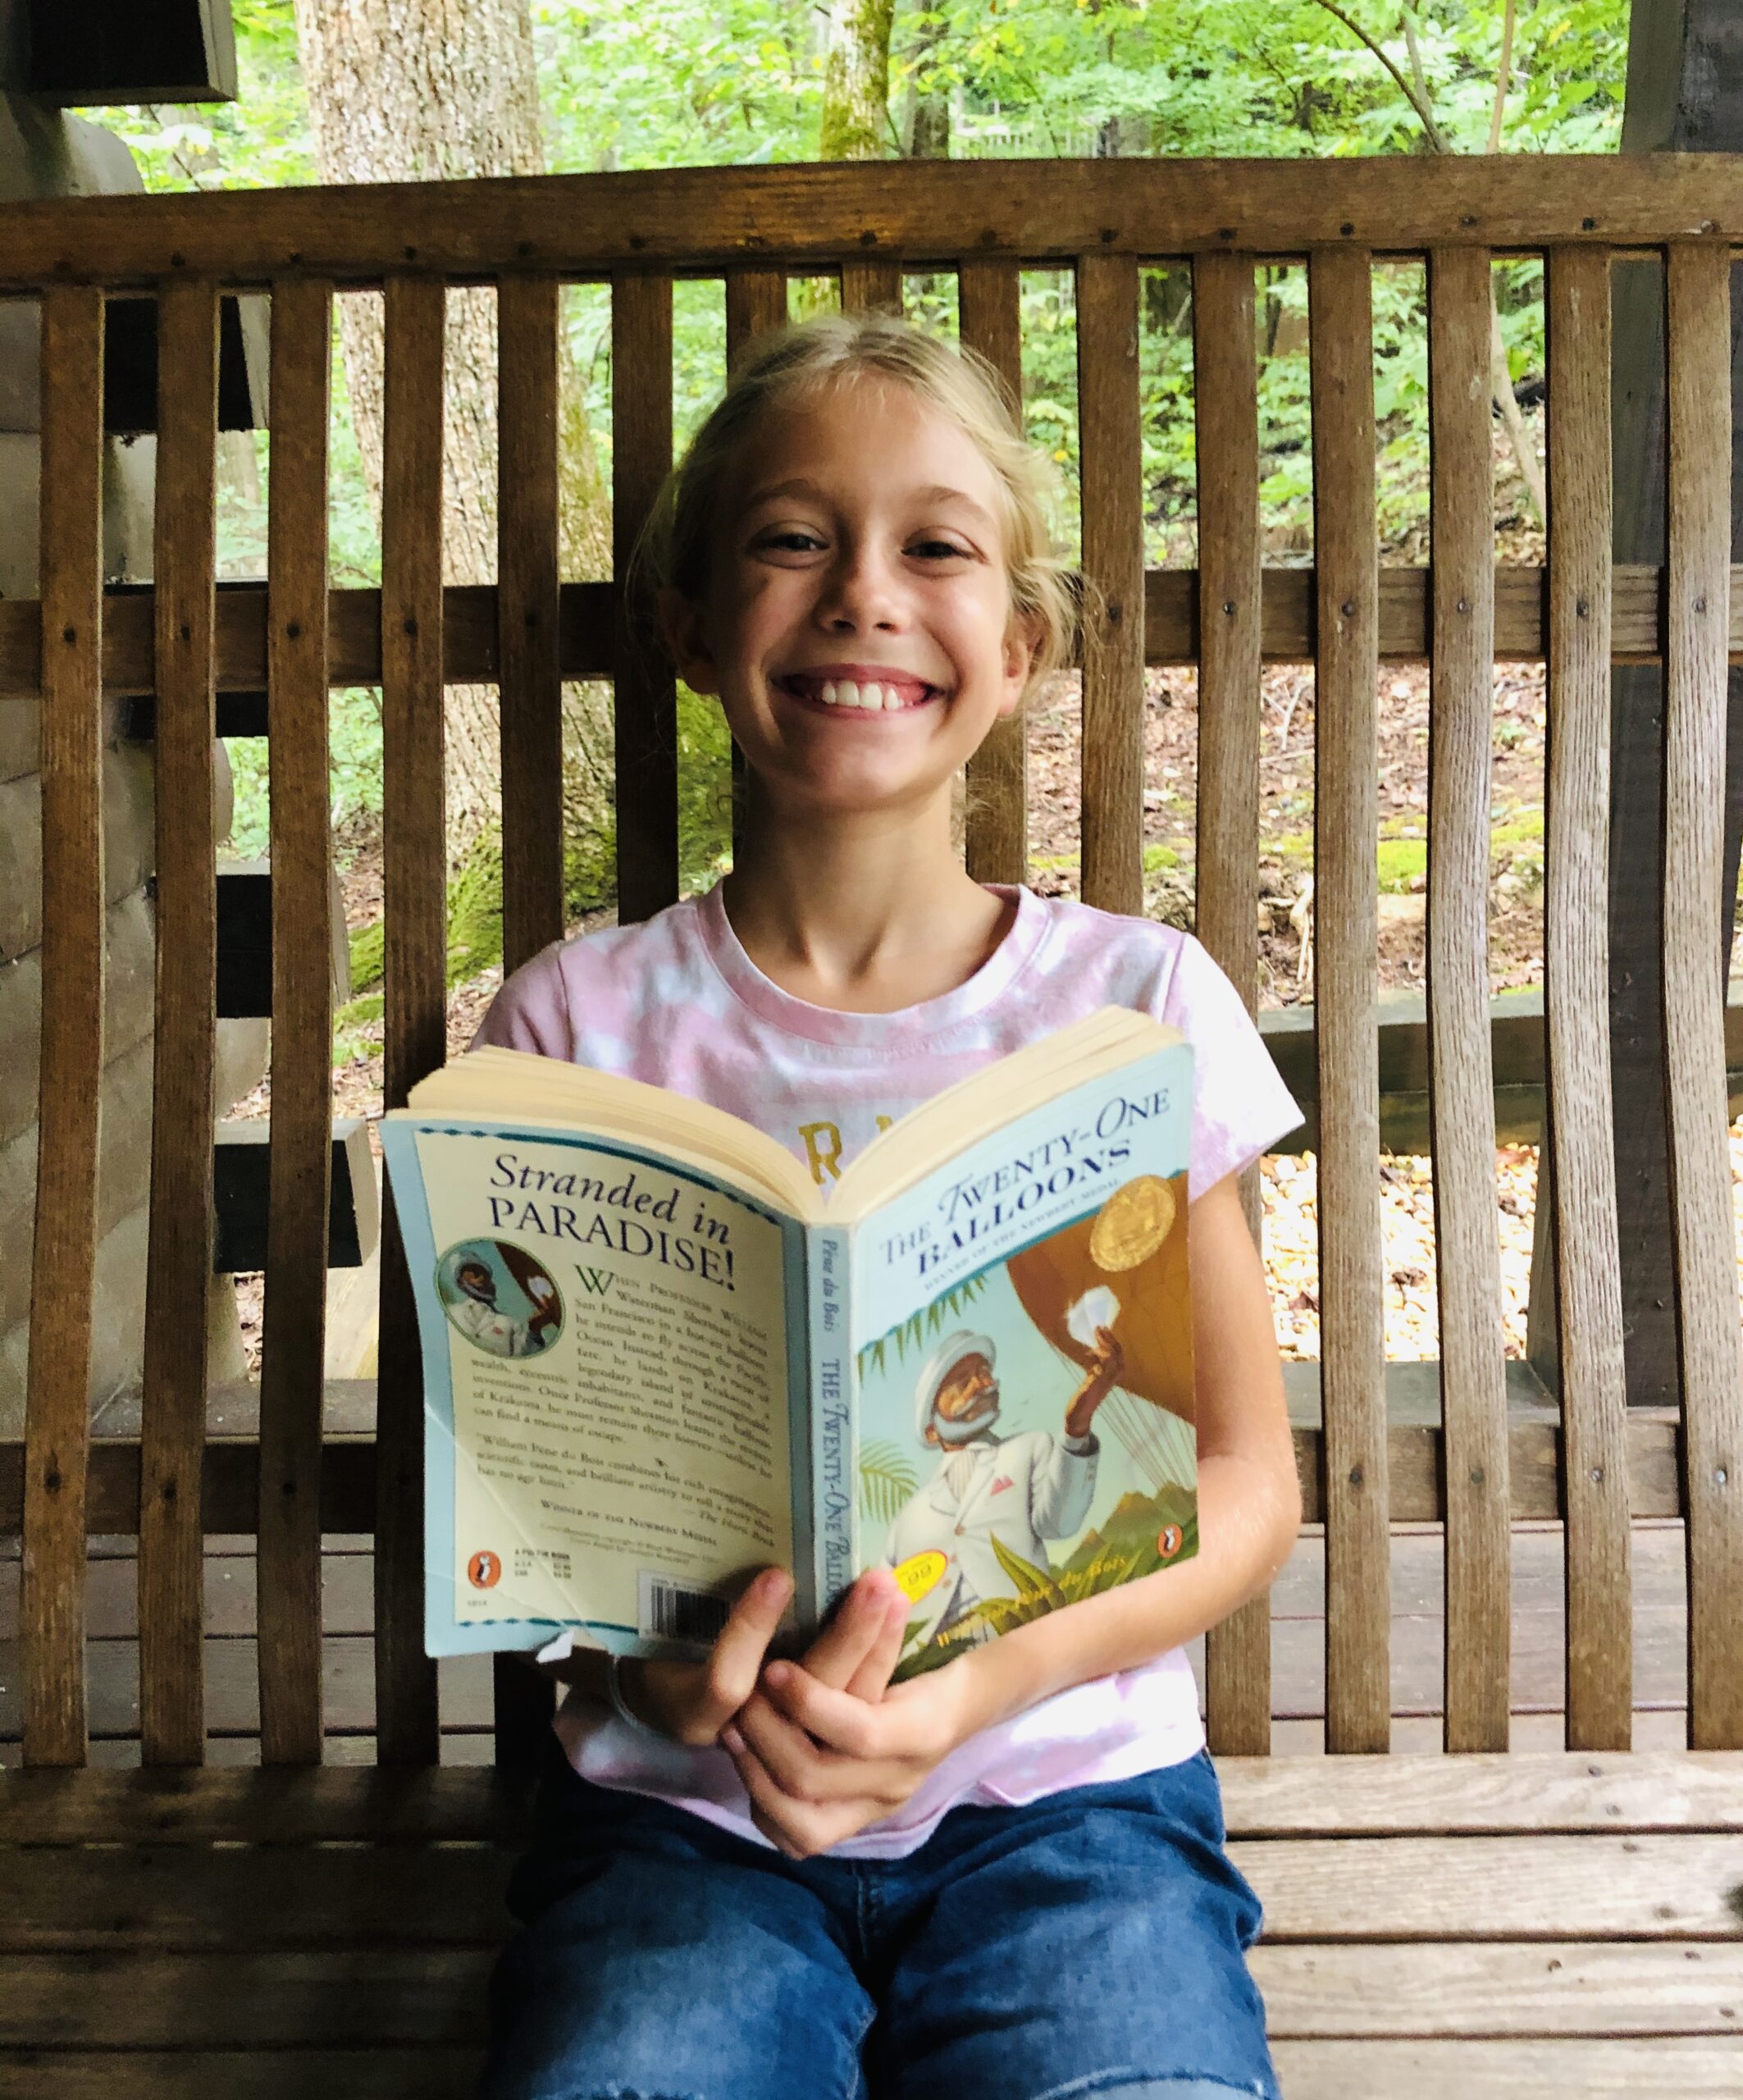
[377,275,445,1764]
[1192,249,1271,1757]
[1235,1832,1743,1939]
[1252,1938,1743,2037]
[1075,249,1143,914]
[1219,1749,1743,1835]
[1544,244,1631,1751]
[257,278,334,1767]
[494,274,564,1773]
[139,278,220,1768]
[21,285,106,1769]
[723,269,789,854]
[0,1765,527,1846]
[1426,246,1510,1754]
[0,1404,1700,1541]
[15,1830,1737,1947]
[1664,240,1743,1752]
[1271,2038,1743,2098]
[8,1748,1740,1847]
[2,1844,513,1950]
[1308,244,1388,1752]
[0,2050,481,2100]
[4,2044,1719,2100]
[23,1939,1737,2050]
[1,1437,377,1536]
[94,1494,1651,1637]
[0,1590,1701,1747]
[497,276,564,968]
[838,260,902,315]
[0,1635,492,1747]
[0,1948,495,2049]
[725,269,788,367]
[2,560,1741,699]
[611,273,677,924]
[959,258,1029,886]
[2,157,1742,288]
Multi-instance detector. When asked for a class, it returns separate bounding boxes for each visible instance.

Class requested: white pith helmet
[915,1330,999,1438]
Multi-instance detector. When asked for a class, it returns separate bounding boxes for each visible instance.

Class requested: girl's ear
[657,585,720,697]
[997,609,1042,717]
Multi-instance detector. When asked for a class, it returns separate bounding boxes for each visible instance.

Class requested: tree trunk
[820,0,896,160]
[902,0,950,161]
[290,0,613,862]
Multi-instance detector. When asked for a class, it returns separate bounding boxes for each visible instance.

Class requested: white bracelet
[605,1649,668,1742]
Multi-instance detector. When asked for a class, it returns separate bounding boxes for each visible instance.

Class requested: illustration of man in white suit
[884,1324,1125,1644]
[445,1257,538,1358]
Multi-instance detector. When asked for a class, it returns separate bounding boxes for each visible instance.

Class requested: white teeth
[793,675,922,710]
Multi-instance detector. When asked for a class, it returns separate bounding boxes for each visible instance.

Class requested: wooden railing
[7,156,1741,1781]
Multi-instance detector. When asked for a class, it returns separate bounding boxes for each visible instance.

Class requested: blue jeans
[480,1743,1280,2100]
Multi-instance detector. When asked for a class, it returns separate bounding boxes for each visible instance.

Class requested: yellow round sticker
[893,1550,947,1605]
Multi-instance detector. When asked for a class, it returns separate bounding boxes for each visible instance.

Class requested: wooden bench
[3,154,1741,2098]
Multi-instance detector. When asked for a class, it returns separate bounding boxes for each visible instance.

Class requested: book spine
[806,1221,856,1617]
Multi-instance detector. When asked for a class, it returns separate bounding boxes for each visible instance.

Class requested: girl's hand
[618,1565,909,1749]
[614,1568,794,1746]
[724,1632,984,1859]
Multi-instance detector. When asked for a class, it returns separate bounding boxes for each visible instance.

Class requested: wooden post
[1527,0,1743,1405]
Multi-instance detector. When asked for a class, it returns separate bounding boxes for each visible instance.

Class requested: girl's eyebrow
[737,476,995,530]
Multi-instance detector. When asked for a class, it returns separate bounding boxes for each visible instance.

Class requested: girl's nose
[814,544,904,629]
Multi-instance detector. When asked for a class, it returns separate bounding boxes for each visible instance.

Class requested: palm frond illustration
[894,1542,1160,1680]
[856,1272,988,1381]
[858,1440,919,1524]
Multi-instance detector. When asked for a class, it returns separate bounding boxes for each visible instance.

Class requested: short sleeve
[1158,933,1304,1200]
[468,943,574,1060]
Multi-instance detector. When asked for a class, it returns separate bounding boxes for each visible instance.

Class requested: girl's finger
[701,1568,792,1724]
[799,1567,904,1691]
[759,1667,882,1760]
[731,1691,846,1801]
[843,1583,912,1701]
[726,1740,813,1858]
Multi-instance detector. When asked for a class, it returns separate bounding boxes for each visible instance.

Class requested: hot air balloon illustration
[1004,1172,1195,1492]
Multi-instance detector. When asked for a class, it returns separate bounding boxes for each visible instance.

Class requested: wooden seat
[3,157,1741,2095]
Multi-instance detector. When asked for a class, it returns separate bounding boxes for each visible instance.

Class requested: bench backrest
[5,155,1741,1774]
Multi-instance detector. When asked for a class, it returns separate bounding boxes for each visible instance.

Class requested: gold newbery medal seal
[1089,1175,1177,1272]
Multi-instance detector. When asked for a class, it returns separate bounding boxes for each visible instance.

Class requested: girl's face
[660,376,1037,819]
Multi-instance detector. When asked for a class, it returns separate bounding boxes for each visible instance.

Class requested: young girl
[474,311,1303,2100]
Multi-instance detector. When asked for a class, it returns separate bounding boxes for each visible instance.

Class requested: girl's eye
[753,532,972,559]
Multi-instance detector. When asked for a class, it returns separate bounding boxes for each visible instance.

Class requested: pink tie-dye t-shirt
[472,879,1303,1859]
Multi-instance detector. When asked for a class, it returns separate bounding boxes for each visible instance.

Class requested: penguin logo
[468,1550,502,1590]
[1157,1524,1184,1563]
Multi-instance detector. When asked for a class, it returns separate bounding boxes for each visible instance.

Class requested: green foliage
[84,0,1630,964]
[856,1271,988,1381]
[858,1440,920,1524]
[1376,837,1426,893]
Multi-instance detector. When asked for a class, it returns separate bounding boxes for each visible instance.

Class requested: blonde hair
[626,310,1080,711]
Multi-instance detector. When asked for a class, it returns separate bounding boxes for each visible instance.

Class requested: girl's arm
[727,1169,1303,1856]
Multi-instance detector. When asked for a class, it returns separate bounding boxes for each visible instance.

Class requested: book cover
[379,1013,1198,1666]
[845,1061,1197,1681]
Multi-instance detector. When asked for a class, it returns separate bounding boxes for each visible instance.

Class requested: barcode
[637,1573,730,1646]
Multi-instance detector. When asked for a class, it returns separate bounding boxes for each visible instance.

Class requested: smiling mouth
[775,675,940,714]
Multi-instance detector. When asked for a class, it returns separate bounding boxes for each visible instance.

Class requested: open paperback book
[380,1006,1199,1682]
